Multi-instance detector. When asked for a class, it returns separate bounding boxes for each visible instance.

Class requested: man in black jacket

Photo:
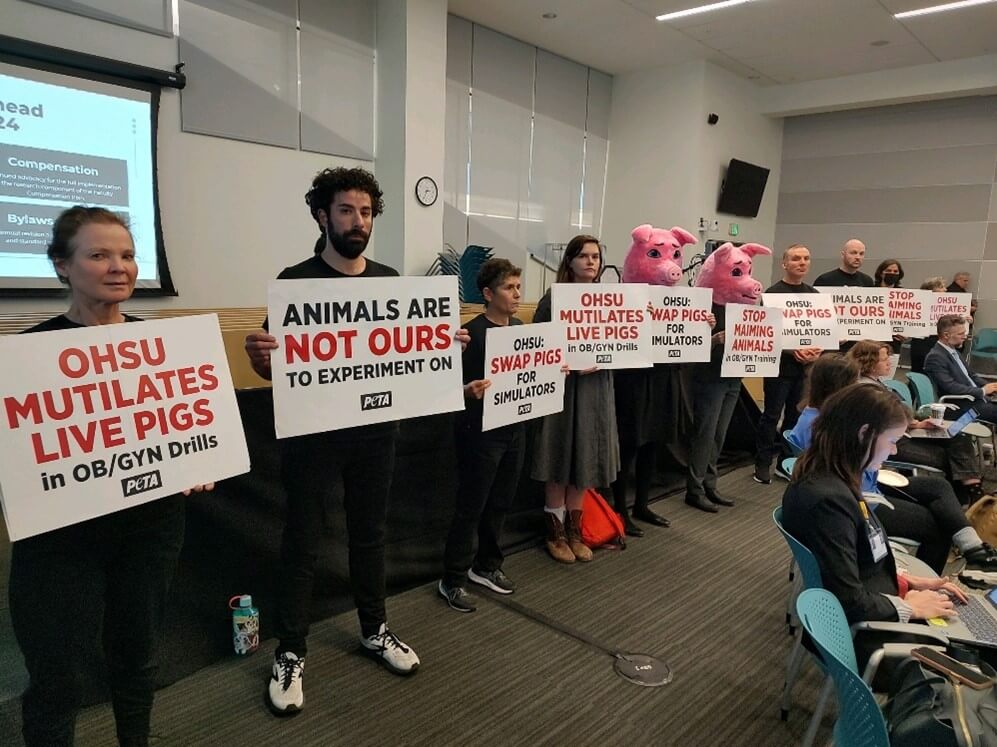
[923,314,997,422]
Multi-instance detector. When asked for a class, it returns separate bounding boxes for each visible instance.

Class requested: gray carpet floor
[0,466,834,745]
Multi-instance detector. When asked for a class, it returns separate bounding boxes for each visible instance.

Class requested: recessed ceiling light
[895,0,997,19]
[870,39,890,46]
[656,0,753,22]
[542,12,558,19]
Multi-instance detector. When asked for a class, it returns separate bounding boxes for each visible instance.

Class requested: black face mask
[327,226,370,260]
[882,273,900,287]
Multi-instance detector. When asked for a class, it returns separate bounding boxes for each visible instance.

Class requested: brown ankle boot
[566,510,593,562]
[545,512,575,563]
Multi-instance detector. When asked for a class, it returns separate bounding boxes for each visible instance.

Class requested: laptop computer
[934,586,997,649]
[907,407,979,439]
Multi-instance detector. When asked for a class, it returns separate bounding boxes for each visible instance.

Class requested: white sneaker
[360,624,420,675]
[267,651,305,715]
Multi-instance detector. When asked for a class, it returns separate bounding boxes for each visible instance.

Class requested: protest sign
[647,286,713,363]
[552,283,651,370]
[0,314,250,541]
[721,304,783,378]
[763,292,840,351]
[268,275,464,438]
[817,287,891,342]
[928,292,972,327]
[482,322,564,431]
[887,288,932,338]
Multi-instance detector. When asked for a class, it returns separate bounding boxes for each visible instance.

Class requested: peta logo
[668,350,680,358]
[122,470,162,498]
[800,339,811,346]
[596,354,612,364]
[893,326,903,333]
[746,364,756,373]
[517,403,532,415]
[848,329,861,337]
[361,391,392,411]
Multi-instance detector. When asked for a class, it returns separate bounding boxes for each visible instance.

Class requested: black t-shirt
[22,313,142,334]
[813,268,874,288]
[765,280,819,377]
[461,312,523,430]
[266,253,401,441]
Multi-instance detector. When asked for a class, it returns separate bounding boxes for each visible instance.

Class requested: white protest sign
[928,292,972,327]
[887,288,932,338]
[0,315,250,541]
[721,304,783,378]
[268,276,464,438]
[817,287,891,342]
[647,286,713,363]
[482,322,564,432]
[552,283,651,370]
[763,292,840,351]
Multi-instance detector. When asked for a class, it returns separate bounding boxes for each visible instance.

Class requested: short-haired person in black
[438,259,525,612]
[782,384,967,625]
[812,238,875,288]
[244,168,470,714]
[9,207,212,747]
[753,244,821,484]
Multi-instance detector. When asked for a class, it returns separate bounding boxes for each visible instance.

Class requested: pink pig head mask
[695,242,772,305]
[622,224,697,286]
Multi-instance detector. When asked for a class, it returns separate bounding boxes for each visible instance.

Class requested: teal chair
[970,328,997,370]
[905,371,936,408]
[796,589,889,747]
[882,378,913,407]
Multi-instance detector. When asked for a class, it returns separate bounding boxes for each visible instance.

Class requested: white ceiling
[445,0,997,85]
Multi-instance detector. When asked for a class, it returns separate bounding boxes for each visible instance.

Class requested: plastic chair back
[975,328,997,352]
[796,589,890,747]
[906,372,935,408]
[882,378,913,407]
[782,429,804,457]
[773,507,822,591]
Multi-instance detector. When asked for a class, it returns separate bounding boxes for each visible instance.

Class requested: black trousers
[755,374,805,467]
[9,496,185,746]
[879,475,970,574]
[275,432,395,650]
[443,420,524,587]
[612,440,657,512]
[687,373,742,497]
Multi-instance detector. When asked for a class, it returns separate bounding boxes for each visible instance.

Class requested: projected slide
[0,60,161,290]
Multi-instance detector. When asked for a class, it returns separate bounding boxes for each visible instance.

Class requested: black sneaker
[752,465,772,484]
[964,544,997,572]
[468,568,516,594]
[437,580,477,612]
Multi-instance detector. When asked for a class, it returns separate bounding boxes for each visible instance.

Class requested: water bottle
[228,594,259,655]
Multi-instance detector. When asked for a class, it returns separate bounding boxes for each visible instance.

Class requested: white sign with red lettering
[552,283,652,370]
[816,287,891,342]
[482,322,564,432]
[762,293,840,350]
[0,315,249,540]
[647,286,713,363]
[928,292,972,326]
[887,288,932,338]
[268,275,464,438]
[721,304,784,378]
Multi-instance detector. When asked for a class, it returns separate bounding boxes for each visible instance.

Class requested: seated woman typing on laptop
[782,383,968,623]
[788,356,997,576]
[847,340,984,504]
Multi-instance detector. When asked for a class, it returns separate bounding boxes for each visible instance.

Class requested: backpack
[967,495,997,548]
[579,489,626,550]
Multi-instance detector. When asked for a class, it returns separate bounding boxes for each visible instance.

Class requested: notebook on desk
[907,408,979,439]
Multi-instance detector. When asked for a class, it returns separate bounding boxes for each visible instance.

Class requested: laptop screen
[947,408,980,436]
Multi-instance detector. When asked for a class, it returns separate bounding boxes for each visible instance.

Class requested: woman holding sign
[8,206,211,747]
[532,235,620,564]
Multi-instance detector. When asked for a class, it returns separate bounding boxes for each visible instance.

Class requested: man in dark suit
[923,314,997,422]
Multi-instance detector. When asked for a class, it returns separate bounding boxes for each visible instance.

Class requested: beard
[328,227,370,259]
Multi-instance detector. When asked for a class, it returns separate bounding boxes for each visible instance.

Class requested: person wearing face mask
[781,384,967,625]
[874,260,906,353]
[531,235,620,564]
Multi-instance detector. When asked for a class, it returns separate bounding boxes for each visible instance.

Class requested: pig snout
[742,279,763,300]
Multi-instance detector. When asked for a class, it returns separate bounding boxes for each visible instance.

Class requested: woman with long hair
[531,235,620,563]
[789,355,996,574]
[9,206,211,746]
[847,341,983,503]
[782,384,965,623]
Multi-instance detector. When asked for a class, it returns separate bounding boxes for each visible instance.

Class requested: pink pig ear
[739,242,772,257]
[670,227,698,246]
[631,224,653,243]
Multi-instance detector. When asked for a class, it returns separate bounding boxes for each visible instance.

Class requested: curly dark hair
[48,206,131,285]
[305,167,385,225]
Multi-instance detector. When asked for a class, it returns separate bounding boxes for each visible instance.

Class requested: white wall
[602,61,784,284]
[0,0,386,315]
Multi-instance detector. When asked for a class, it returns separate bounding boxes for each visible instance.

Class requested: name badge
[868,525,888,562]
